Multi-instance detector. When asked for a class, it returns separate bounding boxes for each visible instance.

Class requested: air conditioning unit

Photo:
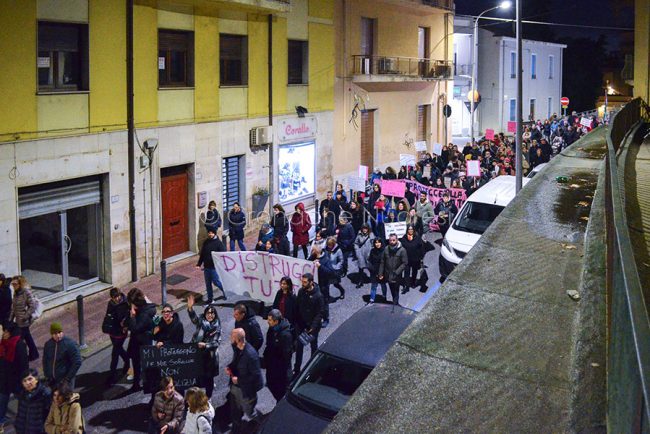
[250,126,273,147]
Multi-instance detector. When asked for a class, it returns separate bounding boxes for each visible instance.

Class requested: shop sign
[277,117,317,142]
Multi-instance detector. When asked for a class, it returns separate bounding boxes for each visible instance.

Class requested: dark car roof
[260,396,330,434]
[319,303,416,367]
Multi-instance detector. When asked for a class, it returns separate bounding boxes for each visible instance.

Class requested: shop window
[159,30,194,88]
[288,40,308,85]
[220,34,248,86]
[37,22,89,92]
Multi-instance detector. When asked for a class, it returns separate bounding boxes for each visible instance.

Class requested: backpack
[30,294,44,322]
[198,414,217,434]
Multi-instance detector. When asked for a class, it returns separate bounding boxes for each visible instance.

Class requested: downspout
[126,0,138,282]
[268,14,274,214]
[500,39,505,132]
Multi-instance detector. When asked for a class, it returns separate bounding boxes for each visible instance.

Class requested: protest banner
[507,121,516,133]
[402,179,467,211]
[348,176,366,193]
[466,160,481,177]
[141,344,204,393]
[358,165,369,180]
[380,180,406,197]
[580,117,592,128]
[485,129,495,140]
[384,222,407,239]
[415,141,428,152]
[212,251,317,304]
[432,143,443,156]
[399,154,416,167]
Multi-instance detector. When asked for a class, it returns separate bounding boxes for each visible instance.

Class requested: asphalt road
[9,232,443,434]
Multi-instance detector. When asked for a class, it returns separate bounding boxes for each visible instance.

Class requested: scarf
[0,335,21,362]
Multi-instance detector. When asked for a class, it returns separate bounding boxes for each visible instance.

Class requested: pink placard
[381,180,406,197]
[507,121,516,133]
[485,128,495,140]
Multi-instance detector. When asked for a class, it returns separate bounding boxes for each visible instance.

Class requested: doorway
[161,166,189,259]
[361,17,375,74]
[418,27,430,76]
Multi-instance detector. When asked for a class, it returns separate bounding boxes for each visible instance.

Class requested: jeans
[230,384,258,433]
[403,263,419,287]
[369,282,387,301]
[0,392,10,424]
[294,328,319,372]
[203,268,223,301]
[229,239,246,251]
[110,336,129,374]
[319,284,330,320]
[20,326,39,361]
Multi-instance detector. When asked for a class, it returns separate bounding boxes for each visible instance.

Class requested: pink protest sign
[507,121,516,133]
[485,129,495,140]
[381,180,406,197]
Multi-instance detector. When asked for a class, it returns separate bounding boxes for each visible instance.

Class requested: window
[531,53,537,79]
[220,34,248,86]
[548,55,554,79]
[453,85,462,98]
[547,97,552,118]
[529,98,536,120]
[158,30,194,87]
[38,22,89,92]
[288,40,308,85]
[509,99,516,121]
[417,105,430,143]
[510,51,516,78]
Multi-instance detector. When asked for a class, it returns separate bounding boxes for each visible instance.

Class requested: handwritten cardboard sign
[466,160,481,177]
[485,129,495,140]
[381,180,406,197]
[432,143,443,156]
[415,141,428,152]
[580,117,592,128]
[384,222,407,239]
[212,252,318,304]
[358,165,369,180]
[348,176,366,193]
[507,121,517,133]
[141,344,205,393]
[399,154,416,167]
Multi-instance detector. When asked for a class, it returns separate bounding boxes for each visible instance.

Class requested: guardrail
[605,97,650,431]
[351,55,453,80]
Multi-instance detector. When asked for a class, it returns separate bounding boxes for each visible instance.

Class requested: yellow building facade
[332,0,454,184]
[0,0,334,304]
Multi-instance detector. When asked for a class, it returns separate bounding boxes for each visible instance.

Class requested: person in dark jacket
[262,310,293,402]
[0,274,11,328]
[196,228,226,304]
[42,323,82,389]
[433,193,458,237]
[14,369,51,434]
[379,234,408,305]
[400,225,424,291]
[154,304,184,347]
[318,191,340,229]
[187,294,221,398]
[347,200,365,234]
[226,329,264,431]
[367,238,388,303]
[103,288,129,384]
[204,200,222,234]
[255,223,275,251]
[272,277,297,329]
[290,202,311,259]
[270,204,290,256]
[293,273,324,374]
[308,246,336,328]
[0,322,29,427]
[228,202,247,252]
[336,217,355,275]
[233,304,263,352]
[126,288,157,391]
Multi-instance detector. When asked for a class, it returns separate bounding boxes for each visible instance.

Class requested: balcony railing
[421,0,454,10]
[351,55,453,80]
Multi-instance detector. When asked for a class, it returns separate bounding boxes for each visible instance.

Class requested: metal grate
[222,156,242,231]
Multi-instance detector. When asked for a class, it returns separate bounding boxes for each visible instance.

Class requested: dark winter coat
[0,334,28,394]
[234,306,263,352]
[290,203,312,247]
[154,313,185,345]
[42,336,82,386]
[228,342,264,399]
[189,306,221,375]
[10,287,36,328]
[348,205,364,234]
[197,236,225,269]
[379,242,408,283]
[104,294,129,338]
[15,382,52,434]
[127,302,157,347]
[336,222,355,251]
[295,284,324,333]
[228,209,246,240]
[204,208,222,232]
[311,251,337,286]
[270,212,289,242]
[0,283,11,327]
[262,318,293,388]
[400,234,424,265]
[272,290,297,328]
[367,242,385,284]
[319,198,340,223]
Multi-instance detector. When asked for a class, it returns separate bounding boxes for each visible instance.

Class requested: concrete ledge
[327,128,608,433]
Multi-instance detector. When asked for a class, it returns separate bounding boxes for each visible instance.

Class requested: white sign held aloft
[415,141,428,152]
[432,143,443,156]
[466,160,481,177]
[580,117,592,128]
[399,154,416,167]
[384,222,407,239]
[348,176,366,192]
[358,165,369,180]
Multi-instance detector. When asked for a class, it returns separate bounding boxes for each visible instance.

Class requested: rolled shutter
[19,181,100,219]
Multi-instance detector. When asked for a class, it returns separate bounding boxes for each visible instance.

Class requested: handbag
[297,331,315,346]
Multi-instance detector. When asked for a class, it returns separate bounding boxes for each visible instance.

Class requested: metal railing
[351,55,453,80]
[421,0,454,10]
[605,97,650,431]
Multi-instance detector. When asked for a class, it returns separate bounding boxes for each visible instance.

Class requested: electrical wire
[462,14,633,31]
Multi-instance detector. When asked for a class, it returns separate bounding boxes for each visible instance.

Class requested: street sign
[443,104,452,118]
[560,97,569,108]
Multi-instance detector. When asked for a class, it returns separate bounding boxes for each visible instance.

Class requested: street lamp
[470,0,511,145]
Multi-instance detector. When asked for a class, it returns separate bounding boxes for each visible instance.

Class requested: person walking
[187,294,221,398]
[270,204,290,256]
[227,203,247,252]
[233,304,263,352]
[103,288,130,385]
[0,322,29,432]
[293,273,324,375]
[226,329,264,432]
[325,237,345,302]
[181,387,214,434]
[353,224,374,288]
[400,225,424,293]
[262,309,293,402]
[14,369,51,434]
[336,217,355,276]
[290,203,311,259]
[149,377,184,434]
[196,228,226,304]
[44,381,82,434]
[204,201,222,234]
[126,288,157,391]
[308,246,335,328]
[378,234,408,305]
[433,192,458,238]
[271,277,297,329]
[154,304,184,347]
[367,238,388,303]
[42,323,82,389]
[9,276,39,361]
[414,192,434,232]
[0,274,11,328]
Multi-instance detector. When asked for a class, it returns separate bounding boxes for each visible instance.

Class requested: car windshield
[452,201,504,235]
[289,352,372,419]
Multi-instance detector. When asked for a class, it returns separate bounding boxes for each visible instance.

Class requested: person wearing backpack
[9,276,40,361]
[126,288,157,392]
[181,387,214,434]
[45,381,83,434]
[103,288,130,385]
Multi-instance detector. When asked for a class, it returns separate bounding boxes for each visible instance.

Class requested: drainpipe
[268,14,274,213]
[126,0,138,281]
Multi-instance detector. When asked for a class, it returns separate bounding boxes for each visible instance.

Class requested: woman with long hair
[9,276,39,361]
[272,277,297,329]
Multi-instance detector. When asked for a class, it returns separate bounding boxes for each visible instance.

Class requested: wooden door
[161,172,189,259]
[360,110,375,170]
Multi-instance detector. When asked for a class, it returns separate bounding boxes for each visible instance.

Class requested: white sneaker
[127,374,134,381]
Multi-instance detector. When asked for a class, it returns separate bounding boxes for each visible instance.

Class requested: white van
[438,175,530,280]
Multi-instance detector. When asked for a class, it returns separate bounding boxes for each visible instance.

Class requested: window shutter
[360,110,375,169]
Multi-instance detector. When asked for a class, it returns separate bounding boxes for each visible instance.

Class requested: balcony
[351,56,453,91]
[380,0,454,12]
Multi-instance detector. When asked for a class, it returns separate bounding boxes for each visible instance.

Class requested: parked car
[527,162,547,179]
[260,303,417,434]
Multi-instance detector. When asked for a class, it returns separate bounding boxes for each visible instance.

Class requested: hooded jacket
[234,306,263,352]
[290,203,312,247]
[127,302,157,346]
[189,305,222,374]
[42,336,82,385]
[263,318,293,377]
[154,312,185,345]
[45,393,83,434]
[182,403,215,434]
[15,382,52,434]
[379,241,408,283]
[354,230,375,270]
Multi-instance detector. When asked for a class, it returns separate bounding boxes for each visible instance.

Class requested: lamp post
[470,1,511,146]
[515,0,523,192]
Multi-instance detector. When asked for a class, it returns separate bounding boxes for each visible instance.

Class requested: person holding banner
[187,294,221,398]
